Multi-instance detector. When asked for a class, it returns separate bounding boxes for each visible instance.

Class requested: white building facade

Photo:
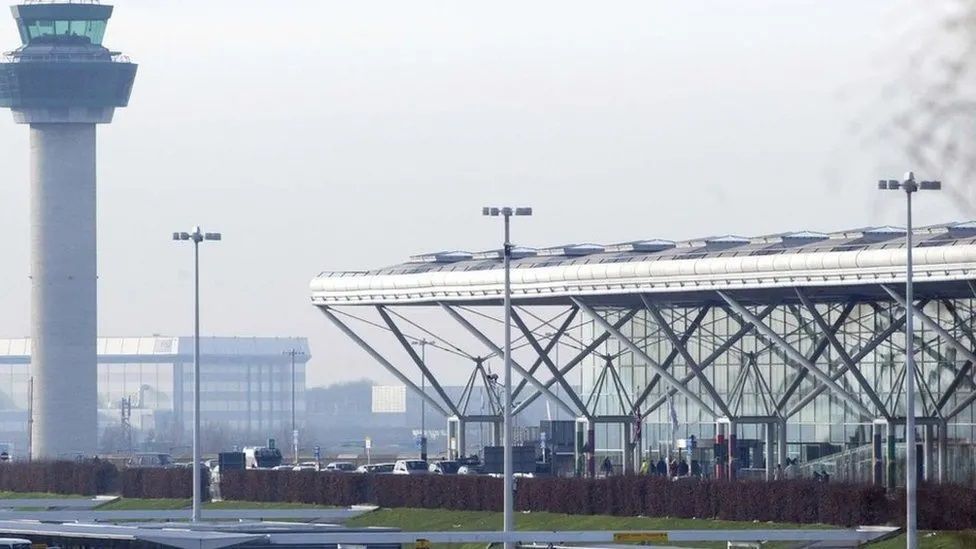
[0,336,310,457]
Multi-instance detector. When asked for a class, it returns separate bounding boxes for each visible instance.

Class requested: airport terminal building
[0,336,310,456]
[311,221,976,485]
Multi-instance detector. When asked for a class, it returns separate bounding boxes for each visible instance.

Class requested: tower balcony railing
[3,50,131,63]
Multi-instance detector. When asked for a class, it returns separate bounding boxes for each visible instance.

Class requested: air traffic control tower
[0,3,136,458]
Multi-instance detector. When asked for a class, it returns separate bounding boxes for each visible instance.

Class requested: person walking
[601,456,614,477]
[656,458,667,476]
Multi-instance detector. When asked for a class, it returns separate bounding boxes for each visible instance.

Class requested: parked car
[0,538,32,549]
[125,452,173,468]
[325,461,357,472]
[429,460,461,474]
[393,459,429,475]
[272,465,293,470]
[356,463,395,474]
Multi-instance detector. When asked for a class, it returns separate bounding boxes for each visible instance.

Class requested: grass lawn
[0,491,86,499]
[348,508,973,549]
[95,498,333,510]
[346,508,839,549]
[866,531,976,549]
[95,498,189,510]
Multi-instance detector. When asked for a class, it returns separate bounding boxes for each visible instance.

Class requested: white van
[0,538,32,549]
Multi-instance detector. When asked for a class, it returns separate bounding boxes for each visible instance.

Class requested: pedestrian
[677,459,689,477]
[774,463,782,481]
[656,458,667,476]
[601,456,613,477]
[691,459,702,478]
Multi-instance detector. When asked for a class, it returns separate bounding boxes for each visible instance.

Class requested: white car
[393,459,429,475]
[324,461,357,472]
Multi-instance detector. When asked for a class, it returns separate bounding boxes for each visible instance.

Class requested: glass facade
[579,300,976,481]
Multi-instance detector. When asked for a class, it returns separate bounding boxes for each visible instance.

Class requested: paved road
[0,508,367,521]
[0,497,117,509]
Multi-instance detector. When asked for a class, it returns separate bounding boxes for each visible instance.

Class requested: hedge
[120,467,209,500]
[0,460,118,495]
[0,462,972,530]
[219,471,976,530]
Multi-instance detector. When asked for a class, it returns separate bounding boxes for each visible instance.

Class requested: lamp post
[172,226,221,523]
[877,172,941,549]
[482,206,532,549]
[283,349,306,465]
[411,339,434,461]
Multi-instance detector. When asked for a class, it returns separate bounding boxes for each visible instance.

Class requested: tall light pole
[411,339,434,461]
[173,226,221,523]
[284,349,306,465]
[877,172,941,549]
[482,206,532,549]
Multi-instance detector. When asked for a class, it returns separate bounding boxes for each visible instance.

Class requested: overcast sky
[0,0,961,387]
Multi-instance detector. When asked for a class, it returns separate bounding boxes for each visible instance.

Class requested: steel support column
[778,418,788,473]
[872,420,884,486]
[765,422,775,481]
[938,420,948,484]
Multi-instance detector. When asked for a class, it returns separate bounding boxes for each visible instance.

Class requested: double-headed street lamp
[284,349,307,465]
[482,206,532,549]
[172,226,221,523]
[877,172,940,549]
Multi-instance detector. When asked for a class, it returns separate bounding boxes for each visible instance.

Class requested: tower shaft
[29,123,97,458]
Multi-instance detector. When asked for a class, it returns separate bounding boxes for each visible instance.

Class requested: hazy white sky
[0,0,961,387]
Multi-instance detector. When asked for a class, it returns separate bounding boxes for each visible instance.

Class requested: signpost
[365,437,372,465]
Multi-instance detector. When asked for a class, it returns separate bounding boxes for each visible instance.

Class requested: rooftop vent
[631,239,677,253]
[948,221,976,238]
[433,251,473,263]
[510,247,538,259]
[781,231,829,244]
[704,235,750,249]
[863,226,907,240]
[563,243,605,256]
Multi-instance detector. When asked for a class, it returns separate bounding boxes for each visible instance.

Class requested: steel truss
[318,285,976,484]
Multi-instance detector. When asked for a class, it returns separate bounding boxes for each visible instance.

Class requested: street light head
[515,207,533,216]
[204,232,222,241]
[877,180,888,190]
[172,232,191,241]
[887,180,901,190]
[482,207,500,217]
[501,207,513,216]
[919,180,942,191]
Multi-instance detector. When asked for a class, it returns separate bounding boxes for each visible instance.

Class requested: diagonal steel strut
[718,291,874,419]
[511,309,590,418]
[513,309,639,415]
[319,307,449,416]
[439,303,577,417]
[642,296,731,417]
[795,289,891,419]
[573,298,718,418]
[376,306,461,417]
